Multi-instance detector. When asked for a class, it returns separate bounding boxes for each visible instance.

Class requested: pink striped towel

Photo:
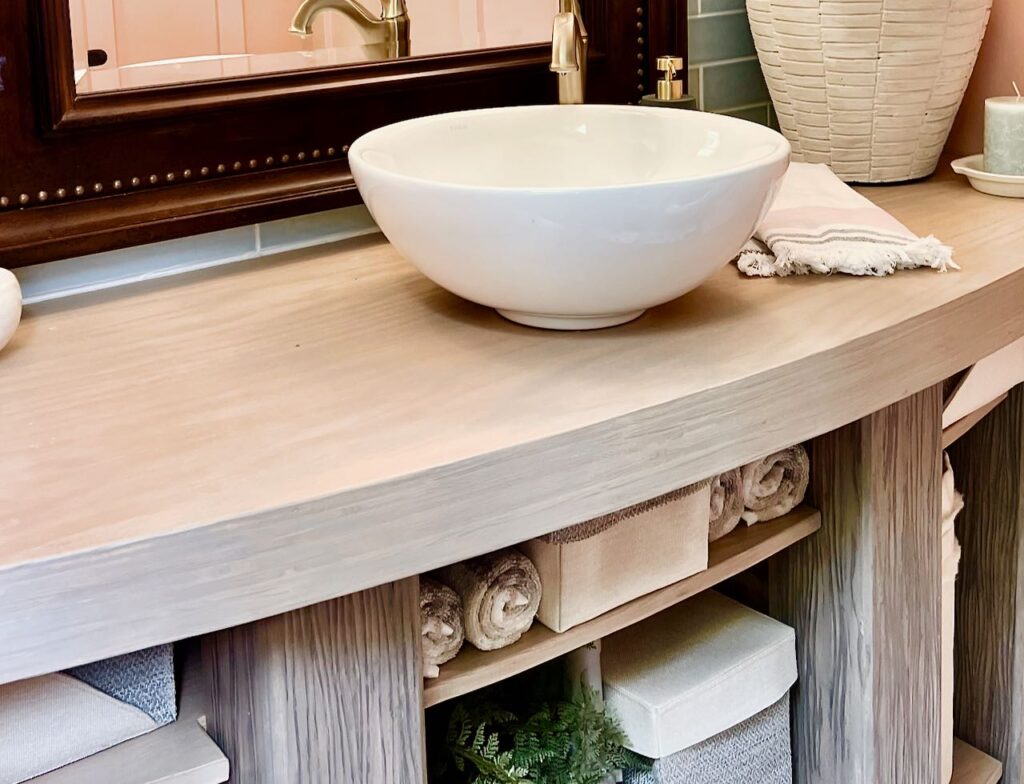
[737,162,956,277]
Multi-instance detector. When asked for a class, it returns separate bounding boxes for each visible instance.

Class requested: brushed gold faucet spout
[550,0,588,104]
[289,0,410,59]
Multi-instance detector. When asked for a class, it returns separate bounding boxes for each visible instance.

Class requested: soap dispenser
[640,56,697,110]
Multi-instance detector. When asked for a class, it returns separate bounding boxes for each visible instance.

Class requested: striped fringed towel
[737,162,956,277]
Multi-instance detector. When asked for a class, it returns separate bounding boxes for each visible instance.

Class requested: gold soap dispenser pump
[640,55,697,109]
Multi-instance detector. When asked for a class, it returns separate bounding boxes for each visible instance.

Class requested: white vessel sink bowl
[350,105,790,329]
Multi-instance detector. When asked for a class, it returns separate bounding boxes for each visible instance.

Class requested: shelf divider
[424,505,821,708]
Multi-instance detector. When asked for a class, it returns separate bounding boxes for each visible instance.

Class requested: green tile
[767,103,780,131]
[701,0,747,11]
[700,58,769,111]
[687,11,756,65]
[687,0,699,15]
[717,104,770,125]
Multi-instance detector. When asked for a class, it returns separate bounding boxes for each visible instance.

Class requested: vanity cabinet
[1,174,1023,783]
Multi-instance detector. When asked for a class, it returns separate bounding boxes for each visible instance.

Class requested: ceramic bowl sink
[350,105,790,329]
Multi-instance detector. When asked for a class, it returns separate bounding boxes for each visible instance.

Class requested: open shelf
[951,738,1002,784]
[424,505,821,708]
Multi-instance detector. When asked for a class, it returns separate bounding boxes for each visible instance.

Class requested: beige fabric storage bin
[520,483,710,633]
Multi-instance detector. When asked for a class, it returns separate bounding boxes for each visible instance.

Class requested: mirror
[70,0,558,93]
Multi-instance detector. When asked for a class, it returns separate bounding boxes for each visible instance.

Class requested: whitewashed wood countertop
[1,171,1023,683]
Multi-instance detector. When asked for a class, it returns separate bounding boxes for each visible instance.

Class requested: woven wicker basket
[747,0,993,183]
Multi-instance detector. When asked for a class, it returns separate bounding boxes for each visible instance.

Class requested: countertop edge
[2,261,1023,685]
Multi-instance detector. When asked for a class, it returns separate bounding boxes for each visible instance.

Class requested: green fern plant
[432,687,650,784]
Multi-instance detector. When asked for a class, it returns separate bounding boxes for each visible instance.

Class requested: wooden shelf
[424,506,821,708]
[942,394,1007,449]
[951,738,1002,784]
[28,718,228,784]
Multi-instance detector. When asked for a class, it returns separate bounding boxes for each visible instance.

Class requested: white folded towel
[737,163,955,277]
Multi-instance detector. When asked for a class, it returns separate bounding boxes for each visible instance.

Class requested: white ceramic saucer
[951,155,1024,198]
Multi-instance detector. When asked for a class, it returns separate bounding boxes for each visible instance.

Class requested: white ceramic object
[349,105,790,330]
[748,0,992,183]
[985,95,1024,176]
[952,155,1024,199]
[0,268,22,353]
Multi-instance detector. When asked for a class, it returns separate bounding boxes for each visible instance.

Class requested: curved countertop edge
[2,255,1023,685]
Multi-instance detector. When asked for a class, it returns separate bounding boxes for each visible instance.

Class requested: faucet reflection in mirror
[290,0,410,60]
[550,0,587,104]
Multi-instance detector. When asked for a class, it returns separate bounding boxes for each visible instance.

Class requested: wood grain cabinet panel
[770,385,943,784]
[949,384,1024,784]
[201,578,425,784]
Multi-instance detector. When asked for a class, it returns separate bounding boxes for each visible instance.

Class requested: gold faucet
[550,0,588,104]
[289,0,410,60]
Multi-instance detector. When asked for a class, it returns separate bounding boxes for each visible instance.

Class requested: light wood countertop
[1,172,1023,683]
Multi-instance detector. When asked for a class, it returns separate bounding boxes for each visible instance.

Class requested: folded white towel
[0,673,157,783]
[737,163,956,277]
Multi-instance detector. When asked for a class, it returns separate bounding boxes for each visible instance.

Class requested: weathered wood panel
[202,578,424,784]
[770,385,943,784]
[949,384,1024,783]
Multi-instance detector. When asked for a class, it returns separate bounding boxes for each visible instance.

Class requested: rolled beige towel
[740,445,810,524]
[438,549,542,652]
[419,578,465,679]
[709,469,745,542]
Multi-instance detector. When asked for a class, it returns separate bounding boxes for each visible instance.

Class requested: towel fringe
[741,234,957,278]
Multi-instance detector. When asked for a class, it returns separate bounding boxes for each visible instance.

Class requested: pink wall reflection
[72,0,556,92]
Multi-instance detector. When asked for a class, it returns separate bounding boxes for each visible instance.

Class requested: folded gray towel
[67,644,176,726]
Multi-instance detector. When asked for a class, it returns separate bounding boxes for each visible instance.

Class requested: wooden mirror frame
[0,0,686,267]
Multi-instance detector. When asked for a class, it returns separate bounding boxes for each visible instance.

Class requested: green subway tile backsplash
[687,2,773,121]
[720,105,770,125]
[688,12,756,65]
[701,0,748,12]
[700,58,770,111]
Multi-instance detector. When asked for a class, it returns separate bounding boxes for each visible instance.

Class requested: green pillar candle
[984,94,1024,176]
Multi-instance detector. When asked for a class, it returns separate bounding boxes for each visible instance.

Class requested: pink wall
[946,0,1024,157]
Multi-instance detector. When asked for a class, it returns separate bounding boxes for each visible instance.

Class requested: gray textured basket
[624,693,792,784]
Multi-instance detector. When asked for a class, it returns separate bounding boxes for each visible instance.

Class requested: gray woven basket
[624,693,792,784]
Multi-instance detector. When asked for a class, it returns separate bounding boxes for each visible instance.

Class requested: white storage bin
[603,591,796,784]
[520,483,710,633]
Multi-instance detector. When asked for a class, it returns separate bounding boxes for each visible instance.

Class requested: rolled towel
[420,578,465,679]
[740,445,810,524]
[708,469,745,542]
[438,549,542,652]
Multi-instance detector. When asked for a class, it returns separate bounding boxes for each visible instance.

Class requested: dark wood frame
[0,0,687,267]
